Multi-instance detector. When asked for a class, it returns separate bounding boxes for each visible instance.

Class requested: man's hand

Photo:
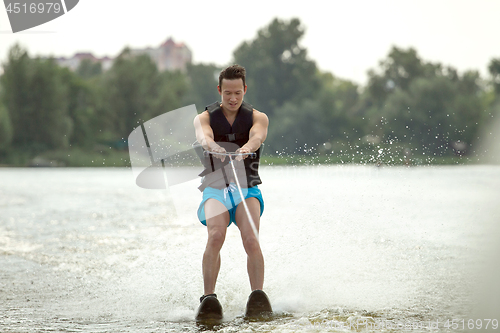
[210,143,227,162]
[235,146,251,161]
[234,109,268,161]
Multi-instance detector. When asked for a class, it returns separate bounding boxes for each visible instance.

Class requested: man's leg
[203,198,230,296]
[235,197,264,291]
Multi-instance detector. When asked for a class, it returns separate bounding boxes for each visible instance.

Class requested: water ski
[195,294,223,325]
[245,290,273,319]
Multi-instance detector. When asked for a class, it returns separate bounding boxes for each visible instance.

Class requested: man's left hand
[235,146,251,161]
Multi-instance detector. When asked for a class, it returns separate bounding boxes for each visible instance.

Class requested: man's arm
[237,110,269,158]
[194,111,226,160]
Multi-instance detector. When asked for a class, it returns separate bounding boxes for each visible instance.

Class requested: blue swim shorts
[197,184,264,226]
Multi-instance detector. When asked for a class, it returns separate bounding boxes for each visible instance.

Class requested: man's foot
[245,290,273,319]
[195,294,223,324]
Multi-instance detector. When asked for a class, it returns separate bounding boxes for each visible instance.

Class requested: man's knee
[242,235,261,255]
[207,228,226,249]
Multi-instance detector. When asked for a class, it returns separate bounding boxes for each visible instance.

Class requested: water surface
[1,165,499,332]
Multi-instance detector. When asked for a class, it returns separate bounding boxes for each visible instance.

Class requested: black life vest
[197,101,262,191]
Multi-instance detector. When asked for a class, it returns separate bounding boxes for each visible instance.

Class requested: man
[193,64,272,320]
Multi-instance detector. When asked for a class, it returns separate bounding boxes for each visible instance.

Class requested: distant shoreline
[0,148,480,168]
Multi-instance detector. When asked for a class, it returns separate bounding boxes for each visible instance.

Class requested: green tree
[0,99,13,150]
[151,69,190,118]
[60,67,100,148]
[365,46,440,108]
[268,99,325,154]
[28,57,72,149]
[100,48,160,142]
[267,72,360,155]
[1,44,31,147]
[76,58,102,79]
[1,44,72,152]
[233,18,320,116]
[360,46,484,156]
[488,58,500,95]
[452,70,484,146]
[317,72,360,141]
[382,77,456,153]
[185,63,220,110]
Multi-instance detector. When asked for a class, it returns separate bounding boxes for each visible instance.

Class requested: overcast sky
[1,0,499,85]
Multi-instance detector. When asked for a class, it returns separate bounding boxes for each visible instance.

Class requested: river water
[1,165,499,332]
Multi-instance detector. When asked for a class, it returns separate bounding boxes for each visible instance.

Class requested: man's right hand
[210,144,226,162]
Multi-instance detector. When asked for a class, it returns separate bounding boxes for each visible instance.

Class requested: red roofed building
[56,37,192,73]
[56,52,112,71]
[131,37,192,72]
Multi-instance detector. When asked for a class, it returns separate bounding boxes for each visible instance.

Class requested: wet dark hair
[218,64,246,88]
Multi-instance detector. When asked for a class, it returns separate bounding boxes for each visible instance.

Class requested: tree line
[1,17,499,166]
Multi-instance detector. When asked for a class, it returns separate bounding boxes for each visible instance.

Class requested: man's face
[218,78,247,113]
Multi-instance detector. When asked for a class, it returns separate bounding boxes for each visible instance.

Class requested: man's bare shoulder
[193,111,210,129]
[252,109,269,123]
[196,110,210,121]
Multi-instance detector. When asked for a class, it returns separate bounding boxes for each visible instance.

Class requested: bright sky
[1,0,499,85]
